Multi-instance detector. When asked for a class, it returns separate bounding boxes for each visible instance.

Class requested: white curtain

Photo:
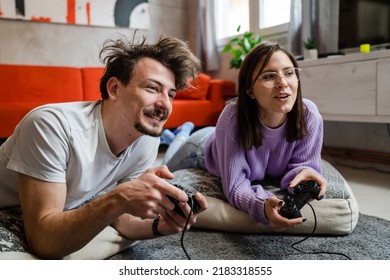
[288,0,340,56]
[188,0,220,71]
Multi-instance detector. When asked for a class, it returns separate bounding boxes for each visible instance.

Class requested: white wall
[0,0,188,67]
[0,19,133,67]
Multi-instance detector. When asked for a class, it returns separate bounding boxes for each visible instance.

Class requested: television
[338,0,390,53]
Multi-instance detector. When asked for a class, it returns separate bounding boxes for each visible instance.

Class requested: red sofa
[0,64,236,138]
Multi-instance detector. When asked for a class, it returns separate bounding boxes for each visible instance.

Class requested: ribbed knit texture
[204,99,324,225]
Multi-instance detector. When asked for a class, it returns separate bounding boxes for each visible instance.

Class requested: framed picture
[0,0,150,29]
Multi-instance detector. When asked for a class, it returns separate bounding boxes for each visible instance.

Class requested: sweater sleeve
[205,104,274,225]
[280,99,325,190]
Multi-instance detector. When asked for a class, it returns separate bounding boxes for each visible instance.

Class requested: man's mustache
[144,108,169,121]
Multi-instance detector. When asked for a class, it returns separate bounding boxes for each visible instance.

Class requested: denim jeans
[165,126,215,172]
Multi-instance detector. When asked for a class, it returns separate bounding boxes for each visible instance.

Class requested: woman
[166,41,326,232]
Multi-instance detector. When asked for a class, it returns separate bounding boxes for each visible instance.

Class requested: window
[253,0,291,36]
[215,0,249,40]
[259,0,291,29]
[215,0,291,42]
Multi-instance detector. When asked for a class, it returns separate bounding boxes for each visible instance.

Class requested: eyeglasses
[257,67,302,88]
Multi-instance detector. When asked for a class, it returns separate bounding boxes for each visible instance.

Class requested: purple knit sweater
[204,99,324,225]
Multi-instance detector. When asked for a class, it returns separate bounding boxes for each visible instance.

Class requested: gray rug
[108,213,390,260]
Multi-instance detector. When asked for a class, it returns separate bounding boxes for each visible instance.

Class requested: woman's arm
[281,100,326,195]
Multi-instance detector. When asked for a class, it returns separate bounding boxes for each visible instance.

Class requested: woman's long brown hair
[236,41,307,150]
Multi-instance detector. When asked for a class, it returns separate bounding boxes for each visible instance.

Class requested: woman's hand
[264,197,305,232]
[288,168,327,198]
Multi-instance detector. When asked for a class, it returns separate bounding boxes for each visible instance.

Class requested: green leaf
[243,37,251,52]
[222,45,232,52]
[243,32,254,39]
[230,58,242,69]
[231,48,243,57]
[222,25,262,70]
[254,35,262,43]
[230,37,240,44]
[303,37,317,49]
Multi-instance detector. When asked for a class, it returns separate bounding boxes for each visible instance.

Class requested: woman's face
[250,51,299,128]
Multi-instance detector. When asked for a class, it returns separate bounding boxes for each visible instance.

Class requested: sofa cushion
[167,160,359,235]
[81,67,105,101]
[0,64,85,138]
[0,64,84,103]
[175,73,211,100]
[165,100,216,128]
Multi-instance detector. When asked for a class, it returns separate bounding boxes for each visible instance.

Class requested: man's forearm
[24,189,127,259]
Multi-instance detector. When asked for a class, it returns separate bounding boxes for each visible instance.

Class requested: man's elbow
[26,235,71,260]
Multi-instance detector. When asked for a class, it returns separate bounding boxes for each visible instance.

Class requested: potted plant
[303,37,318,60]
[222,25,262,69]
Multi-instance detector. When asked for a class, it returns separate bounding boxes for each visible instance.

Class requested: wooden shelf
[298,49,390,123]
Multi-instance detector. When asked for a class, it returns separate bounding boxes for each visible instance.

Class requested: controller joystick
[279,180,321,219]
[168,184,200,217]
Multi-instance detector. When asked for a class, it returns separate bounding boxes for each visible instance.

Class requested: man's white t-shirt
[0,101,159,209]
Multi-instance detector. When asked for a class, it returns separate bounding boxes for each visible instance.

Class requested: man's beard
[134,122,163,138]
[134,107,168,137]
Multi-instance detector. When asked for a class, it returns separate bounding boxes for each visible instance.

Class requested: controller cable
[290,202,352,260]
[180,199,194,260]
[179,199,352,260]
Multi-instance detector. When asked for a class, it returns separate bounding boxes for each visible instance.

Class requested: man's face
[115,57,177,138]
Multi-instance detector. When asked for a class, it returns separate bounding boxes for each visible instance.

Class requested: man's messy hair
[99,33,202,99]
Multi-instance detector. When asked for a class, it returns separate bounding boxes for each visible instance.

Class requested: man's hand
[112,165,208,239]
[157,191,208,236]
[115,165,189,219]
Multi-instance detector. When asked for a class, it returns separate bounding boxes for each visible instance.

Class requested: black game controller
[279,180,321,219]
[168,184,201,217]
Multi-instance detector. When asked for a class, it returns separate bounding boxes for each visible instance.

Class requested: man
[0,35,207,259]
